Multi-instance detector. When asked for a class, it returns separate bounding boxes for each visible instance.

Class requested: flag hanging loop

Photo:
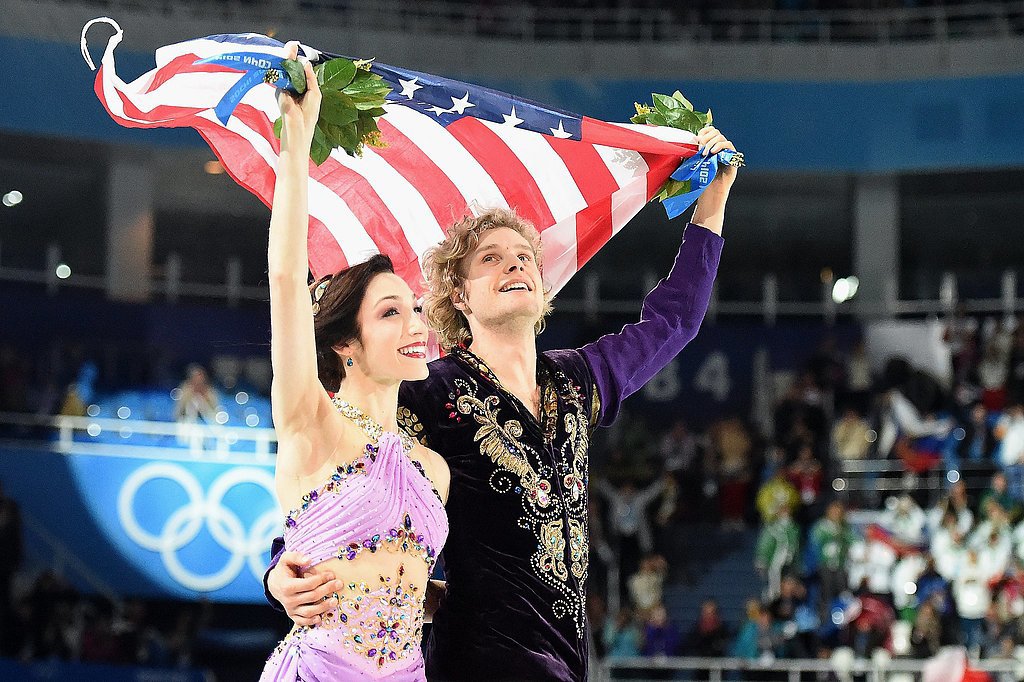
[81,17,123,71]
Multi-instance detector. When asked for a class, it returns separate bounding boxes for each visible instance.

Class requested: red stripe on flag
[581,117,699,158]
[445,118,556,229]
[229,106,422,285]
[544,136,618,204]
[640,152,683,200]
[574,196,613,270]
[307,216,348,279]
[106,75,204,127]
[193,110,345,280]
[374,119,469,229]
[146,53,239,94]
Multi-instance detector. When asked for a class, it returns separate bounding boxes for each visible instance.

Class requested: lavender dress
[260,432,448,681]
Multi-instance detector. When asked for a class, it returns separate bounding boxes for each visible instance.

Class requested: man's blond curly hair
[422,207,552,350]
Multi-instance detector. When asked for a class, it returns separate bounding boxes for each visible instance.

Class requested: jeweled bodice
[283,431,448,573]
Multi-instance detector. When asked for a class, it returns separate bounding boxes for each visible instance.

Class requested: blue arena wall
[6,35,1024,172]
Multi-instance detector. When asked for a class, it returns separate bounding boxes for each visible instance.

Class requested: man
[266,126,737,680]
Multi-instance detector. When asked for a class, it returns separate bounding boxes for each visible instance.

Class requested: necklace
[332,397,415,453]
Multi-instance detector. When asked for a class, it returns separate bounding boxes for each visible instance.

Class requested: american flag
[84,20,701,294]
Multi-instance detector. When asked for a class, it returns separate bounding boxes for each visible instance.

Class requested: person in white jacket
[952,548,998,657]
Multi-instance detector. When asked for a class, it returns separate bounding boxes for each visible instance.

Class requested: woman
[260,44,449,681]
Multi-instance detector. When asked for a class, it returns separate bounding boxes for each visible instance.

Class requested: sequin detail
[336,512,437,571]
[284,447,376,527]
[266,569,424,672]
[333,571,423,669]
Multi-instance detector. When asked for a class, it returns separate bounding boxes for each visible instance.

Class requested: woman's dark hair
[312,254,395,392]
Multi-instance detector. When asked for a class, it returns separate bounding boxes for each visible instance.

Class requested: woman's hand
[277,42,322,153]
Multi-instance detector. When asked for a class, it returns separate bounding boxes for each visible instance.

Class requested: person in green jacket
[810,501,859,618]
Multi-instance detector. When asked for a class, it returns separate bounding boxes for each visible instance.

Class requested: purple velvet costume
[260,431,448,681]
[267,223,723,681]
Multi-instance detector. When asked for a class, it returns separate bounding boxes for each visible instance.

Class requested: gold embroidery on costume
[538,519,568,581]
[397,406,426,445]
[452,349,594,638]
[568,517,587,580]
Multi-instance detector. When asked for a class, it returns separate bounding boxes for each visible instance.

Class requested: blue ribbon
[660,149,737,219]
[193,52,297,124]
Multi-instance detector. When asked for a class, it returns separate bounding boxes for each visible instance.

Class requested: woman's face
[344,273,429,383]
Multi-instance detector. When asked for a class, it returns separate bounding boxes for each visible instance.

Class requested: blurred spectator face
[826,501,844,523]
[971,404,987,424]
[951,480,967,502]
[648,605,668,627]
[186,365,209,390]
[993,473,1007,493]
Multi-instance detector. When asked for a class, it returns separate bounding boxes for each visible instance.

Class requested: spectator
[979,473,1021,523]
[928,480,974,538]
[832,407,872,461]
[810,501,858,618]
[641,603,681,658]
[787,443,824,532]
[977,330,1012,411]
[731,599,777,661]
[755,469,799,524]
[173,364,220,425]
[944,306,979,386]
[602,607,642,659]
[958,402,998,463]
[755,506,800,600]
[911,598,942,658]
[995,404,1024,499]
[711,416,753,531]
[768,574,817,658]
[597,476,667,584]
[628,554,668,614]
[953,548,998,658]
[931,510,968,581]
[657,418,699,473]
[881,494,926,548]
[687,599,730,658]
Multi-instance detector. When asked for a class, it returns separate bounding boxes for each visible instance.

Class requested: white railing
[0,411,277,464]
[5,243,1021,323]
[70,0,1024,44]
[595,654,1020,681]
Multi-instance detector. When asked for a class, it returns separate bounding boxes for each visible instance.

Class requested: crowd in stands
[0,478,208,669]
[587,314,1024,668]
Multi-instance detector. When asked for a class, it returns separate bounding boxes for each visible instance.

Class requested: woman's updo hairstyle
[311,254,395,392]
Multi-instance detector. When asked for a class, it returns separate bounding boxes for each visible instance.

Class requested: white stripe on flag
[482,121,587,225]
[539,216,580,294]
[210,110,379,263]
[593,145,650,191]
[610,121,699,146]
[609,176,650,237]
[381,105,509,211]
[330,147,447,256]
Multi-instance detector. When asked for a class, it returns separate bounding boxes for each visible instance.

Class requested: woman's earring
[346,358,354,367]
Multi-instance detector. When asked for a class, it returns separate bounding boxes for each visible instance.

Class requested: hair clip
[311,278,331,315]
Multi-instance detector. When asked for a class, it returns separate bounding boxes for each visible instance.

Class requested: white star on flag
[501,106,524,127]
[427,105,450,116]
[549,120,573,139]
[398,77,422,99]
[449,92,475,115]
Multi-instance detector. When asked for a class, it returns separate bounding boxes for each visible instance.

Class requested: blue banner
[0,445,278,602]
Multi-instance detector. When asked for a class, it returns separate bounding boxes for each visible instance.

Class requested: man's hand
[267,552,343,627]
[691,125,738,235]
[424,579,448,623]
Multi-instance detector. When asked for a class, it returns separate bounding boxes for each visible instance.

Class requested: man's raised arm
[580,126,737,426]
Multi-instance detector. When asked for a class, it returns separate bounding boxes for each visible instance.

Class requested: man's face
[458,227,545,336]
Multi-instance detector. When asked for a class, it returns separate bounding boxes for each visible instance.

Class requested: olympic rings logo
[117,463,280,592]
